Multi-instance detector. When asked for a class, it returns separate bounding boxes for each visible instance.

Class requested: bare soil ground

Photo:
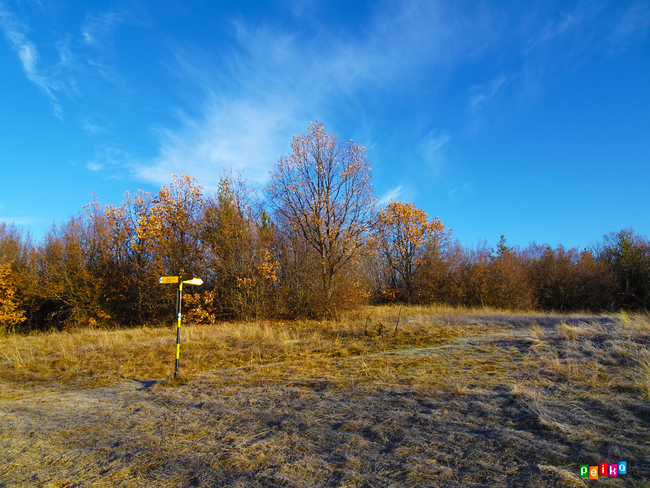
[1,307,649,487]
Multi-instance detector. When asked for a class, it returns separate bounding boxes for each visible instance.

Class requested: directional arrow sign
[182,277,203,286]
[159,273,196,284]
[159,276,180,284]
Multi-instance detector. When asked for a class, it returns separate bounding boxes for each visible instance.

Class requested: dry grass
[0,305,495,393]
[1,306,649,486]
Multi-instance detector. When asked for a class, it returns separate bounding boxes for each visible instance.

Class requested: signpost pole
[159,272,202,379]
[175,278,183,378]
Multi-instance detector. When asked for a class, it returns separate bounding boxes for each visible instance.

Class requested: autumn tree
[0,223,31,331]
[198,174,278,320]
[136,174,206,276]
[0,222,28,265]
[34,214,108,329]
[575,249,616,310]
[597,229,650,309]
[486,236,535,310]
[458,241,493,308]
[0,263,25,330]
[101,189,172,325]
[416,238,462,305]
[36,175,209,329]
[371,201,446,302]
[273,216,323,316]
[526,244,615,311]
[267,122,376,315]
[96,175,207,325]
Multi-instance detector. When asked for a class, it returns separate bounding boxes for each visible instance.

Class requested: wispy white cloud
[419,130,451,174]
[137,0,495,191]
[81,9,125,49]
[0,2,151,122]
[135,96,300,190]
[525,11,583,50]
[609,1,650,48]
[81,7,149,48]
[86,146,132,174]
[465,73,513,131]
[82,120,105,135]
[378,186,403,206]
[55,34,74,68]
[468,75,510,109]
[447,182,472,203]
[514,2,648,106]
[462,2,648,132]
[0,215,42,227]
[86,161,102,172]
[0,2,63,118]
[78,7,149,88]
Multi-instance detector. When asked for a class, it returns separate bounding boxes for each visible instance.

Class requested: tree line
[1,122,649,332]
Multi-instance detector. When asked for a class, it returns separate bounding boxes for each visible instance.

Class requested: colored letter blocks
[579,461,626,478]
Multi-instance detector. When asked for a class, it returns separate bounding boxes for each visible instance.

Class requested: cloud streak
[0,2,62,118]
[0,2,151,121]
[419,130,451,175]
[134,96,299,189]
[378,186,403,206]
[609,1,650,48]
[0,215,42,227]
[136,0,495,190]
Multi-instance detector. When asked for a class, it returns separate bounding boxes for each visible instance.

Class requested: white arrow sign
[182,277,204,286]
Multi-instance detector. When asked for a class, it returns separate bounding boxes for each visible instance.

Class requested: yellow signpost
[159,276,181,284]
[159,273,203,378]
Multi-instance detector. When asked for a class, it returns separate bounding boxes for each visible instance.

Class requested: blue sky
[1,0,649,250]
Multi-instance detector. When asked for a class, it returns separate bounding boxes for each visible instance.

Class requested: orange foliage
[267,122,376,314]
[0,263,25,329]
[183,290,218,324]
[372,201,447,301]
[136,174,205,275]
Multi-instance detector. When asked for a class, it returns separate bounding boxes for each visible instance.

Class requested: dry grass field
[1,306,649,487]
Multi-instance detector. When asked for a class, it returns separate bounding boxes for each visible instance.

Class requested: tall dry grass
[0,305,495,393]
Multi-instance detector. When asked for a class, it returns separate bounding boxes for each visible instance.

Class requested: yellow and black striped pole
[175,278,183,378]
[159,272,202,379]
